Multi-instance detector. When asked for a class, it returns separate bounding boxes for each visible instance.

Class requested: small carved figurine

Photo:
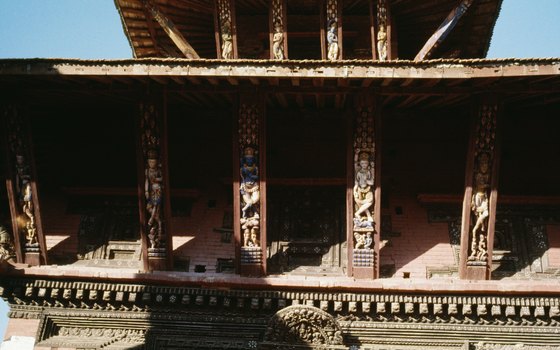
[377,26,387,61]
[272,25,284,60]
[327,19,339,61]
[221,21,233,59]
[0,226,16,262]
[354,232,366,249]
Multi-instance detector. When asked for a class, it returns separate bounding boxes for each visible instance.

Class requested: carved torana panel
[326,0,339,61]
[353,107,375,267]
[468,104,497,265]
[264,305,343,346]
[140,102,166,258]
[376,0,388,61]
[239,103,261,263]
[271,0,285,60]
[217,0,233,59]
[5,106,39,253]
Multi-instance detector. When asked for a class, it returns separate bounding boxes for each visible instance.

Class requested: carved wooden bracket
[459,96,501,280]
[235,92,266,276]
[349,95,381,279]
[136,91,172,271]
[415,0,474,61]
[269,0,288,60]
[141,0,200,59]
[3,105,47,265]
[214,0,238,59]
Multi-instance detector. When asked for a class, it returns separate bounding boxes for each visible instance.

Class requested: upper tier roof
[114,0,503,60]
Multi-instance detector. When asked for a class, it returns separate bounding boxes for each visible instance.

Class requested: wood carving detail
[353,107,375,266]
[5,106,39,252]
[271,0,285,60]
[217,0,233,59]
[140,102,166,257]
[376,0,388,61]
[326,0,339,61]
[264,305,343,345]
[239,103,261,263]
[468,104,497,265]
[0,226,16,262]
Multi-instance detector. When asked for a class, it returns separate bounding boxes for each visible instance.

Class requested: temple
[1,0,559,349]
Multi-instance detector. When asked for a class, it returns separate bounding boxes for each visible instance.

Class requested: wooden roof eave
[114,0,139,59]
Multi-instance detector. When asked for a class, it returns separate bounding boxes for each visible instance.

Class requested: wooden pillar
[214,0,238,59]
[348,94,381,279]
[459,96,501,280]
[269,0,288,60]
[3,105,47,266]
[136,89,173,271]
[234,91,266,276]
[321,0,342,61]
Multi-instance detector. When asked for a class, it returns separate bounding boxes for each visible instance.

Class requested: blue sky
[0,0,559,59]
[0,0,559,343]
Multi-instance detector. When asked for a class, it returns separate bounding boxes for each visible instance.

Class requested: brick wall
[380,195,455,279]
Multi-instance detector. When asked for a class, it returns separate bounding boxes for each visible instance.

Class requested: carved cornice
[2,278,559,326]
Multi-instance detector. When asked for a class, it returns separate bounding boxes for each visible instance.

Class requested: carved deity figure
[15,154,37,245]
[353,151,374,225]
[0,226,15,262]
[241,213,260,247]
[327,19,339,61]
[145,149,163,248]
[377,26,387,61]
[240,146,260,218]
[272,25,285,60]
[221,21,233,59]
[469,152,490,261]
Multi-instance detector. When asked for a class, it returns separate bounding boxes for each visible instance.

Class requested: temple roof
[114,0,503,60]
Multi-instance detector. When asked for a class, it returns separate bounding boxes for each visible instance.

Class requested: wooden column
[348,94,381,279]
[214,0,238,59]
[321,0,342,60]
[136,89,173,271]
[234,91,266,276]
[3,105,47,266]
[269,0,288,60]
[459,96,501,280]
[371,0,394,61]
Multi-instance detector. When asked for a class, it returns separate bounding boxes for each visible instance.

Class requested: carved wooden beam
[235,91,266,276]
[414,0,474,61]
[142,0,200,59]
[459,95,501,280]
[3,105,47,265]
[269,0,288,60]
[136,89,173,271]
[349,94,381,279]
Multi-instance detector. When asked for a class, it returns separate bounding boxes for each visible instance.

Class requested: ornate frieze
[376,0,388,61]
[216,0,234,59]
[238,103,262,264]
[353,106,376,268]
[326,0,339,61]
[468,104,497,265]
[140,101,166,258]
[271,0,285,60]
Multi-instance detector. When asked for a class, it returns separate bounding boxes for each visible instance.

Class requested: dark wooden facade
[1,1,560,349]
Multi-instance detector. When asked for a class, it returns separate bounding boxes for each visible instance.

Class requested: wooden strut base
[353,266,376,279]
[24,252,41,266]
[465,265,488,280]
[239,264,264,277]
[147,257,167,272]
